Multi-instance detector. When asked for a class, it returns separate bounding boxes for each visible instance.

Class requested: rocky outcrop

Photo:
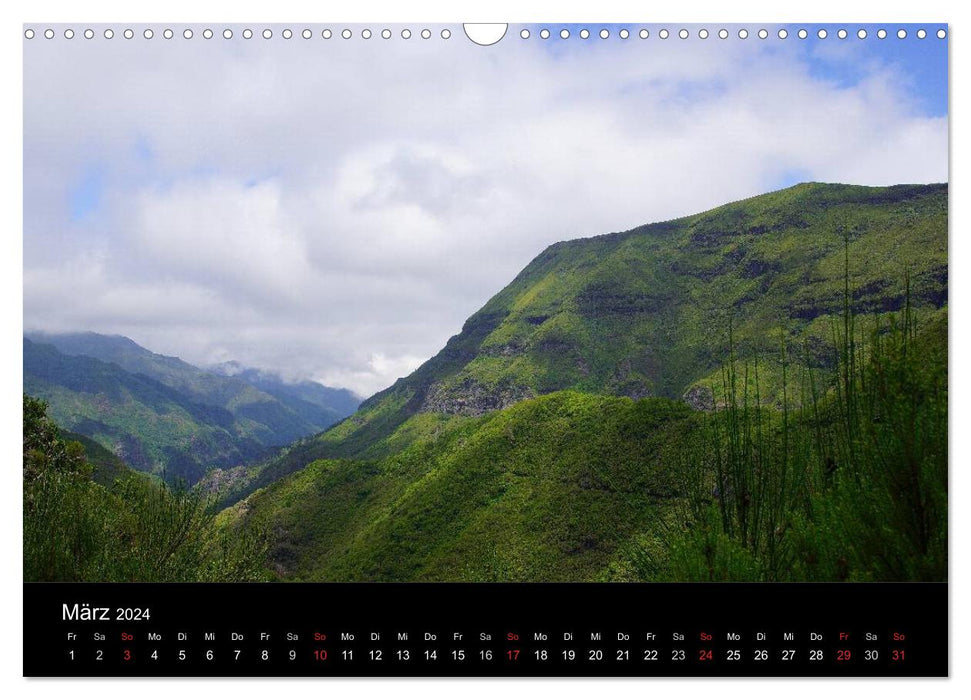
[683,384,715,412]
[480,340,526,357]
[420,378,534,417]
[195,464,251,496]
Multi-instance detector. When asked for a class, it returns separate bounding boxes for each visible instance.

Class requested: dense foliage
[23,395,268,582]
[230,393,701,581]
[653,301,947,582]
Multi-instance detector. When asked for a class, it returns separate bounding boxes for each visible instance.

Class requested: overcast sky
[23,23,948,397]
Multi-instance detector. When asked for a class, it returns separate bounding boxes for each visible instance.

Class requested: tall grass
[652,272,947,582]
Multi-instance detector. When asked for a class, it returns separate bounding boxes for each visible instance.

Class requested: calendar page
[22,21,948,677]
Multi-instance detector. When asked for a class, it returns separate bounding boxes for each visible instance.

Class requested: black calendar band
[24,582,947,677]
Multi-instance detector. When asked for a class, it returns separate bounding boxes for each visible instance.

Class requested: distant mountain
[222,182,948,581]
[209,362,360,430]
[23,334,359,484]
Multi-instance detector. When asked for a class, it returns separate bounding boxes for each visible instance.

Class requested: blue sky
[524,23,946,115]
[25,24,949,395]
[795,24,948,116]
[69,166,105,222]
[522,22,947,192]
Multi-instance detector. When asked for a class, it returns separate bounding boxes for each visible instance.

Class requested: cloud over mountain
[24,27,947,396]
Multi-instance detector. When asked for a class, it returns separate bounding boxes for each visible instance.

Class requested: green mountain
[223,182,947,582]
[27,332,359,433]
[23,335,359,484]
[232,393,703,581]
[210,362,361,431]
[221,182,947,509]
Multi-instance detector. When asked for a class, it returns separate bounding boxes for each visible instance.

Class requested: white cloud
[315,352,426,397]
[131,178,313,305]
[23,29,948,397]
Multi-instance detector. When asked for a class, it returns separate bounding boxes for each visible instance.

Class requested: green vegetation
[23,395,268,582]
[231,302,945,582]
[23,335,359,484]
[381,182,945,412]
[58,429,129,486]
[25,182,947,583]
[224,183,947,582]
[653,299,947,582]
[231,392,702,581]
[226,182,947,507]
[27,332,358,428]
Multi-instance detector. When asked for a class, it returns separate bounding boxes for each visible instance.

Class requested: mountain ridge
[224,181,948,582]
[255,182,947,467]
[23,333,360,483]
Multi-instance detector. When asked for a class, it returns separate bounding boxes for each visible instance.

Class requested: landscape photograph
[23,24,947,584]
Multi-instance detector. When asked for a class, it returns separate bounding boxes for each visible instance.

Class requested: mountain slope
[370,182,946,409]
[59,429,132,486]
[231,306,948,582]
[230,393,701,581]
[232,182,947,493]
[27,332,359,440]
[24,339,266,483]
[210,363,360,431]
[222,182,947,583]
[23,336,359,484]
